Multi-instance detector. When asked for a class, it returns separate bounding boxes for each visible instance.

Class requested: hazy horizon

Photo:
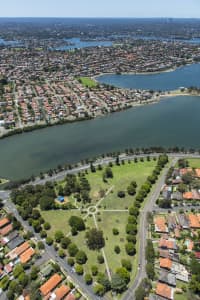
[0,0,200,18]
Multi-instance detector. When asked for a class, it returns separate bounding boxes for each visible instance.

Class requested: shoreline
[93,61,200,80]
[0,89,200,141]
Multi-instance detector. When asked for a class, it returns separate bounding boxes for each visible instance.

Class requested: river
[0,94,200,180]
[97,63,200,90]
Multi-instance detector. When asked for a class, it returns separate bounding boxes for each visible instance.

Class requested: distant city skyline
[0,0,200,18]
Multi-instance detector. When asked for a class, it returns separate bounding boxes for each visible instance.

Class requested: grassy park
[13,155,169,298]
[78,76,98,88]
[40,159,158,283]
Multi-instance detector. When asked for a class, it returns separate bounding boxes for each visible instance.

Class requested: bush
[117,191,126,198]
[125,242,136,256]
[75,264,84,275]
[84,273,93,285]
[112,228,119,235]
[91,265,98,276]
[114,245,121,254]
[67,257,75,266]
[97,254,104,264]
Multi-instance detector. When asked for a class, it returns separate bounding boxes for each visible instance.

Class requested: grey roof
[6,231,18,241]
[7,236,24,250]
[159,270,176,287]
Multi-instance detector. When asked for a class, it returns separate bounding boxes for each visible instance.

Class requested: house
[177,214,189,229]
[64,293,76,300]
[50,285,70,300]
[159,270,176,287]
[40,273,62,297]
[7,236,24,250]
[183,192,193,200]
[154,216,168,233]
[171,191,182,201]
[184,239,194,252]
[156,282,174,300]
[159,258,172,270]
[179,168,193,176]
[171,262,189,283]
[7,241,30,260]
[20,247,35,264]
[40,263,54,278]
[0,223,13,236]
[159,238,177,250]
[188,214,200,229]
[0,217,10,229]
[195,252,200,259]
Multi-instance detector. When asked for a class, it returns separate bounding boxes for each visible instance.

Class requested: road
[30,152,200,186]
[122,157,178,300]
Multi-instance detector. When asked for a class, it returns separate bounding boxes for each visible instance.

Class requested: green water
[0,95,200,180]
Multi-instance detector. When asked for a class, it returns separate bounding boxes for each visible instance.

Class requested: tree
[113,228,119,235]
[54,231,64,243]
[68,243,79,257]
[75,250,87,264]
[135,278,152,300]
[40,230,47,238]
[126,223,137,235]
[67,257,75,266]
[117,191,126,198]
[93,283,105,296]
[84,274,93,285]
[13,264,24,278]
[97,273,111,292]
[75,264,84,275]
[116,267,130,284]
[182,173,193,185]
[86,228,105,250]
[91,265,98,276]
[69,216,85,232]
[111,274,127,293]
[61,237,71,249]
[97,254,104,264]
[38,241,45,250]
[146,263,155,280]
[58,249,66,258]
[127,185,136,196]
[104,167,113,179]
[30,266,39,280]
[121,259,132,271]
[39,196,54,210]
[125,242,136,256]
[114,245,121,254]
[43,222,51,230]
[18,272,29,287]
[46,236,53,245]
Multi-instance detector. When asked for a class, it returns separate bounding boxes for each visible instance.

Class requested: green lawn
[98,211,129,273]
[187,158,200,168]
[41,209,83,237]
[78,77,97,88]
[87,160,157,209]
[69,215,106,274]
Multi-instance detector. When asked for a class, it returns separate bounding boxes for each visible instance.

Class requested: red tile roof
[53,285,70,300]
[20,247,35,264]
[156,282,173,299]
[159,258,172,270]
[40,274,62,296]
[0,217,10,228]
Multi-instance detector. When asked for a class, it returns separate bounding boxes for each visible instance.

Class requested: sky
[0,0,200,18]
